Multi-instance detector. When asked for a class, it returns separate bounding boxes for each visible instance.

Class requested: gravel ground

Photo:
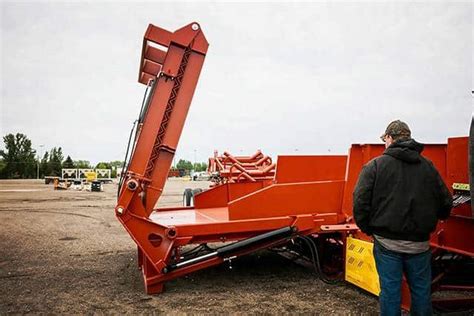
[0,179,380,314]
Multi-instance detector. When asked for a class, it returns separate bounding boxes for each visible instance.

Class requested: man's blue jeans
[373,239,432,316]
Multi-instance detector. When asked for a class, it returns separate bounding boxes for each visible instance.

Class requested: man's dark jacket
[353,139,452,242]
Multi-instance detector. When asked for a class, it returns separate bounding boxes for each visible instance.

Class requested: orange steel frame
[116,23,473,310]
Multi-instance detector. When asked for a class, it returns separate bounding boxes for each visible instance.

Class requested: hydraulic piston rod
[162,226,297,273]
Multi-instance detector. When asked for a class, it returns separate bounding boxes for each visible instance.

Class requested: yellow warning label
[453,183,470,191]
[85,171,97,182]
[345,237,380,296]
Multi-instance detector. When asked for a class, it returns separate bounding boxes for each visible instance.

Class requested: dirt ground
[0,179,380,314]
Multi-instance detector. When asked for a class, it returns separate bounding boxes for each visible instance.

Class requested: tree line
[0,133,208,179]
[176,159,208,172]
[0,133,123,179]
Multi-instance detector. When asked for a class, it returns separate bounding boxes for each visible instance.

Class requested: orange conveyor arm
[116,23,208,218]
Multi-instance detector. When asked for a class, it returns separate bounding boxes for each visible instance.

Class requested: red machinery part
[208,150,276,184]
[116,22,473,312]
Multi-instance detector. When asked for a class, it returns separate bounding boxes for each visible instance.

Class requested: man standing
[353,120,452,316]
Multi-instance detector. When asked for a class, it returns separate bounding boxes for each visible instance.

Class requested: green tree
[40,151,51,177]
[95,162,111,169]
[0,133,37,179]
[0,159,6,177]
[62,155,75,169]
[193,162,208,172]
[109,160,124,169]
[48,147,64,176]
[176,159,193,171]
[74,160,91,169]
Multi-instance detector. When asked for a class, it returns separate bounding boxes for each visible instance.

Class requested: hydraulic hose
[298,236,341,285]
[117,80,155,199]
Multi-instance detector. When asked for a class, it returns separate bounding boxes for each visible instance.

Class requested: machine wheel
[183,188,203,207]
[183,188,193,206]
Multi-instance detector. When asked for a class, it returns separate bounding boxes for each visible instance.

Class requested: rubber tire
[183,188,193,207]
[192,188,203,206]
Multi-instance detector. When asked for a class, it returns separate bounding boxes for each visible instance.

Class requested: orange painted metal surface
[117,24,472,308]
[275,155,347,183]
[194,181,268,209]
[228,181,344,221]
[119,136,472,294]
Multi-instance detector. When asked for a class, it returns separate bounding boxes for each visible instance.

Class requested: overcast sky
[1,1,472,165]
